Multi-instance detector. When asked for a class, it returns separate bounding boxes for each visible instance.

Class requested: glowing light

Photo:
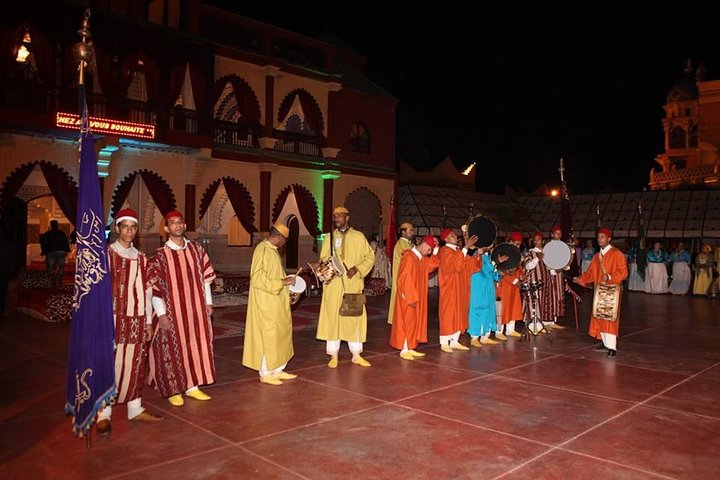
[550,189,559,197]
[461,162,476,176]
[56,112,156,139]
[16,45,29,62]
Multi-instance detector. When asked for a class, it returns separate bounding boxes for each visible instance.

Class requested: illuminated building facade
[0,0,397,270]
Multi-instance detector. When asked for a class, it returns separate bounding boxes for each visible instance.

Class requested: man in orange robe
[496,232,524,338]
[574,228,628,357]
[390,235,440,360]
[437,228,478,353]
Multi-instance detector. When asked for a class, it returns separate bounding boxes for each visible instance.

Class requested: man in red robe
[390,235,440,360]
[96,209,162,435]
[147,210,217,406]
[496,232,524,338]
[574,228,628,357]
[437,228,477,353]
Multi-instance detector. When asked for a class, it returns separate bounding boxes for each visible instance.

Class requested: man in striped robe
[147,210,217,407]
[546,226,567,329]
[96,209,162,435]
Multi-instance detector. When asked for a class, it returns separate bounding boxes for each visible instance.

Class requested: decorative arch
[1,161,77,223]
[109,169,177,219]
[344,187,382,241]
[199,177,256,233]
[213,74,261,125]
[276,88,324,138]
[271,183,321,237]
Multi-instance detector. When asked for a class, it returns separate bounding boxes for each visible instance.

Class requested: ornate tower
[649,60,715,189]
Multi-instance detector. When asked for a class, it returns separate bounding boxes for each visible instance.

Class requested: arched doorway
[109,169,176,250]
[344,187,382,241]
[283,214,300,269]
[1,161,77,268]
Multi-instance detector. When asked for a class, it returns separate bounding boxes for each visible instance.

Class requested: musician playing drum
[546,225,568,329]
[243,223,299,385]
[438,228,478,353]
[523,231,553,327]
[316,206,376,368]
[496,232,525,338]
[573,228,628,357]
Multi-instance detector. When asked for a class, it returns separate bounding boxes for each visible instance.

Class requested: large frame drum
[491,243,521,273]
[542,240,573,270]
[466,215,497,248]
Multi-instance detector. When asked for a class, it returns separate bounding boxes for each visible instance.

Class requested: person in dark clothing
[42,220,70,287]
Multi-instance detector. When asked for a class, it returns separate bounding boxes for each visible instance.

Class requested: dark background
[207,1,718,194]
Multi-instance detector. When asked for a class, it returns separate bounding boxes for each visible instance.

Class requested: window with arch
[350,122,370,154]
[669,125,686,149]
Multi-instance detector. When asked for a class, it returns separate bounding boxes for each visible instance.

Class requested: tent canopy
[398,185,720,239]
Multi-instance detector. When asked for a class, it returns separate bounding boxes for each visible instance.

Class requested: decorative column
[259,66,281,150]
[321,170,341,232]
[258,163,276,232]
[184,184,196,231]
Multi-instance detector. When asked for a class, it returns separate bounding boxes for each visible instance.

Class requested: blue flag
[64,99,116,437]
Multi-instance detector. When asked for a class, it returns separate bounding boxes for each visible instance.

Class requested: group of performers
[387,223,627,359]
[97,205,630,437]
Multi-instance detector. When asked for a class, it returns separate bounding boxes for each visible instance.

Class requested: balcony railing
[2,88,329,160]
[169,108,198,134]
[651,164,717,185]
[272,130,321,157]
[213,120,258,148]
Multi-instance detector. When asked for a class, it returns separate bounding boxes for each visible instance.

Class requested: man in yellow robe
[316,206,376,368]
[242,223,298,385]
[387,222,414,324]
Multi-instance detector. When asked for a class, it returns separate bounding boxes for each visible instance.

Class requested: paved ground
[1,288,719,479]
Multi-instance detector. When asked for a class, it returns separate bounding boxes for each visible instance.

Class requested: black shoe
[607,349,617,357]
[594,344,608,352]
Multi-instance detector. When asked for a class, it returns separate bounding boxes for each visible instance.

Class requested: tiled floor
[1,289,719,479]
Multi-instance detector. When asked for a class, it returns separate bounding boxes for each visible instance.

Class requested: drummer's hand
[466,235,478,249]
[477,247,487,254]
[283,276,296,286]
[572,276,580,284]
[347,266,358,278]
[604,273,611,282]
[498,254,509,263]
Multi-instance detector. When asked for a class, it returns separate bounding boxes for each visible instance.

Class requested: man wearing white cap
[316,206,375,368]
[96,208,162,436]
[388,222,414,324]
[243,223,298,385]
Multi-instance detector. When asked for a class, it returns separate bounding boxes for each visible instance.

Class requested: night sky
[207,1,718,194]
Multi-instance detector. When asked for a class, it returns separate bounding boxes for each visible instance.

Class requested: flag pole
[75,9,93,450]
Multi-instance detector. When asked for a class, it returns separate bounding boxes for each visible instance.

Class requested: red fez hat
[551,225,562,233]
[533,231,545,239]
[164,210,183,222]
[509,232,523,242]
[422,235,437,249]
[115,208,138,225]
[598,227,613,237]
[440,228,454,241]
